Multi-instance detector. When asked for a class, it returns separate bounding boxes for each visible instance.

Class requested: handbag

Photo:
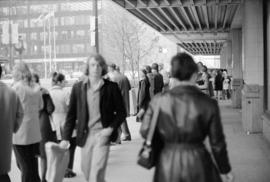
[137,107,159,169]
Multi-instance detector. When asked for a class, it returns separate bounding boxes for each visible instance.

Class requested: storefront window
[76,30,85,38]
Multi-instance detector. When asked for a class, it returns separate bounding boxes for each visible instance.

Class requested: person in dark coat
[33,73,56,182]
[136,68,150,121]
[145,65,155,99]
[215,70,224,100]
[152,63,164,95]
[140,53,233,182]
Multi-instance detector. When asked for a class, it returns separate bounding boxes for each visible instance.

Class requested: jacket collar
[170,84,201,95]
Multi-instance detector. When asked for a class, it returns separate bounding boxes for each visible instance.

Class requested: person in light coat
[12,62,43,182]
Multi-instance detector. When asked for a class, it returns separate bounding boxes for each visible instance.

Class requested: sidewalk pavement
[9,101,270,182]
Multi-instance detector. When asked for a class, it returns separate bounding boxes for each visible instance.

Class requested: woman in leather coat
[140,53,233,182]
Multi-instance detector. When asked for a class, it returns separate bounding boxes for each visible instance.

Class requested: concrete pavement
[9,101,270,182]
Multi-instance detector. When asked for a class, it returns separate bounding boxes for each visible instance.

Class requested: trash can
[241,84,263,134]
[231,79,243,108]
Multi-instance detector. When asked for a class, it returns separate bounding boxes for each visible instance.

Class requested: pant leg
[13,144,41,182]
[67,137,77,170]
[0,174,11,182]
[89,134,110,182]
[120,119,131,137]
[81,133,95,181]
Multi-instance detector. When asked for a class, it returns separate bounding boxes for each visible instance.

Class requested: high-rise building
[0,0,97,78]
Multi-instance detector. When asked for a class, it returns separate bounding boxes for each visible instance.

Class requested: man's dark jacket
[63,78,127,147]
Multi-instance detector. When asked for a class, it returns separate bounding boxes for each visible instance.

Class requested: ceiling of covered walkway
[112,0,243,55]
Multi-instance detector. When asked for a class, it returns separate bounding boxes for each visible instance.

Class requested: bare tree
[102,1,159,81]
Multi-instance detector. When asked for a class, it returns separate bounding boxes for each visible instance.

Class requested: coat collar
[170,84,201,95]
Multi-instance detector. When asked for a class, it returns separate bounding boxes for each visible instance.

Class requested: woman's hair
[84,54,108,76]
[145,65,152,73]
[202,65,208,72]
[32,73,40,84]
[140,68,147,77]
[52,72,65,85]
[12,61,32,84]
[170,53,198,81]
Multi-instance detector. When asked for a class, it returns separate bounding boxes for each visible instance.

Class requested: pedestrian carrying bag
[137,107,159,169]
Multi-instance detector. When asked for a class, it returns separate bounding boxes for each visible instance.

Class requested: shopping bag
[45,142,70,182]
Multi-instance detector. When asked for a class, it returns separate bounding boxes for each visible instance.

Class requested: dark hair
[197,62,204,66]
[170,53,198,81]
[202,65,208,72]
[85,54,108,76]
[52,72,65,85]
[32,73,40,84]
[108,63,116,70]
[145,65,152,73]
[0,65,2,78]
[140,68,147,76]
[151,63,159,71]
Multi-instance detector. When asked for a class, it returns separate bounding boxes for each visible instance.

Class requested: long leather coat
[140,85,231,182]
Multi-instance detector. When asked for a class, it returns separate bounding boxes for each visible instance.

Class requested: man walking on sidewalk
[0,65,23,182]
[61,54,126,182]
[108,64,132,142]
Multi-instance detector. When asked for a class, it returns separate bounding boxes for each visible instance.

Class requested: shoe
[64,169,77,178]
[111,141,121,145]
[122,136,131,141]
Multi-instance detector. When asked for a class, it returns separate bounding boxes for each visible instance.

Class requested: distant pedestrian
[49,72,77,178]
[151,63,164,95]
[136,68,150,122]
[159,63,169,91]
[0,65,23,182]
[12,62,43,182]
[215,70,224,100]
[61,54,126,182]
[145,65,155,98]
[197,64,210,95]
[140,53,233,182]
[108,64,132,142]
[223,71,231,100]
[33,73,57,182]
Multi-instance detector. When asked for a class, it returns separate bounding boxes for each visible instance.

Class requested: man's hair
[170,53,198,81]
[85,54,108,76]
[0,65,2,78]
[32,73,40,84]
[151,63,159,71]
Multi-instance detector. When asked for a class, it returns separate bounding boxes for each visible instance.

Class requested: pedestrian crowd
[0,52,233,182]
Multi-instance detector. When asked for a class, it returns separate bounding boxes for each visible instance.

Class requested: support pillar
[231,29,243,108]
[242,0,264,134]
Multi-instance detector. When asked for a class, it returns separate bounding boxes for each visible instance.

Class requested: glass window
[60,44,71,54]
[30,5,49,14]
[30,32,37,40]
[17,19,28,28]
[16,6,27,15]
[60,2,92,11]
[60,30,69,39]
[76,30,85,38]
[30,19,43,28]
[30,44,39,55]
[2,7,9,16]
[61,16,75,26]
[72,44,85,54]
[75,15,89,25]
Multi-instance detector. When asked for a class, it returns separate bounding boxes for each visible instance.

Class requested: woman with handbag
[140,53,234,182]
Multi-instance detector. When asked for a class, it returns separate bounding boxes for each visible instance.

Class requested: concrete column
[241,0,264,133]
[226,41,232,75]
[231,29,243,108]
[220,45,227,69]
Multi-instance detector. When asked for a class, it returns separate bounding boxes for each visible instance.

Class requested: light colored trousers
[81,129,110,182]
